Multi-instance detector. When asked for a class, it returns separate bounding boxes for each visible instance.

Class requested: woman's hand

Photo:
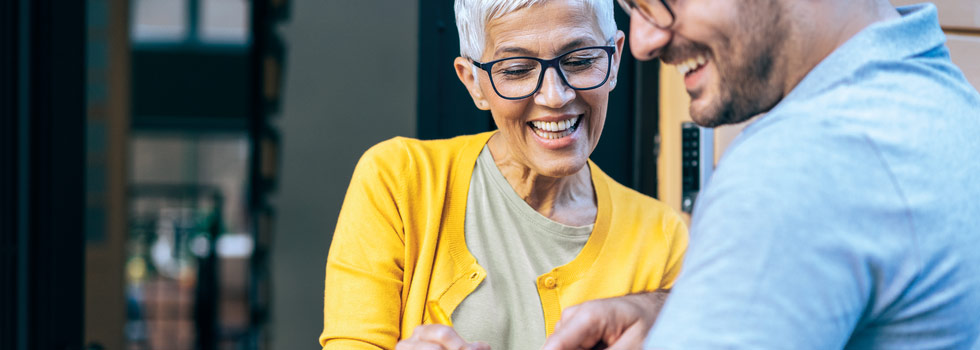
[396,325,491,350]
[541,291,669,350]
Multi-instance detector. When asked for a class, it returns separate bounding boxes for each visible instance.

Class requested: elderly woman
[320,0,687,349]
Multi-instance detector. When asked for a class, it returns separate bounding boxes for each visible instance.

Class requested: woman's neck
[487,135,597,227]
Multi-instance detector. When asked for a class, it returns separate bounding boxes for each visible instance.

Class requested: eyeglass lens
[488,47,611,99]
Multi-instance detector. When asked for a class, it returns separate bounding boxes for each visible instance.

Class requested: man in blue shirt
[543,0,980,349]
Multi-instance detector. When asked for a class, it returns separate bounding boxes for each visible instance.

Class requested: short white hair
[454,0,618,60]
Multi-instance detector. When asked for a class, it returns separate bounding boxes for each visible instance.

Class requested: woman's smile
[527,114,584,149]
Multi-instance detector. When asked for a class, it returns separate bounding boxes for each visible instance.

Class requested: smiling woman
[319,1,689,349]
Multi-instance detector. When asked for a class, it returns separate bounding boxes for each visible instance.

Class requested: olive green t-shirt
[453,145,593,350]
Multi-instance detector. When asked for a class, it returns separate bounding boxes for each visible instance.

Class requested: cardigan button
[543,276,557,289]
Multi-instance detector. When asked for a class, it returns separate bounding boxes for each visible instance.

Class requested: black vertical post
[1,1,21,349]
[188,0,201,45]
[194,194,223,350]
[250,0,270,216]
[28,0,87,348]
[1,0,87,349]
[634,59,661,197]
[248,0,272,348]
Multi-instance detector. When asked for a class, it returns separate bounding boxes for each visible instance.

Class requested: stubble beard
[692,0,789,128]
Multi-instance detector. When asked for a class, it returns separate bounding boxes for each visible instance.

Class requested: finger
[415,324,468,349]
[559,304,581,323]
[396,339,446,350]
[542,307,604,350]
[606,322,652,350]
[465,341,492,350]
[408,325,431,341]
[551,304,582,337]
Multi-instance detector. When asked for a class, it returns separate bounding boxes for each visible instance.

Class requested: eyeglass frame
[470,45,617,101]
[617,0,676,29]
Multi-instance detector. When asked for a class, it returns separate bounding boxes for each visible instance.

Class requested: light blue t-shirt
[646,4,980,350]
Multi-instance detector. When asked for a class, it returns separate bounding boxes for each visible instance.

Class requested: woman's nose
[629,12,672,61]
[534,68,575,108]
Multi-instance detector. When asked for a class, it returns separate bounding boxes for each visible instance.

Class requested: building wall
[270,1,418,349]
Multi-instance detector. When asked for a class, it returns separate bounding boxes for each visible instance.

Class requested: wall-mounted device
[680,122,713,213]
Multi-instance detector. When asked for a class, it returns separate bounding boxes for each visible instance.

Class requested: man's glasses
[617,0,675,29]
[472,46,615,100]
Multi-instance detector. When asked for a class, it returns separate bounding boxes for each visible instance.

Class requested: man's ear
[607,30,627,89]
[454,57,491,110]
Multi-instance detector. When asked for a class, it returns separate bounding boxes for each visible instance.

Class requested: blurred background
[2,0,977,349]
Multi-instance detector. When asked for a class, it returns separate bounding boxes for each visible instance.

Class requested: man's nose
[534,67,575,108]
[629,11,672,61]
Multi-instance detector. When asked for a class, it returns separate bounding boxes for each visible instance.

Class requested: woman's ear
[454,57,491,110]
[607,30,627,89]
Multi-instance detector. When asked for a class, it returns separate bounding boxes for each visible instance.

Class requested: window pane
[127,132,253,349]
[200,0,251,44]
[131,0,188,42]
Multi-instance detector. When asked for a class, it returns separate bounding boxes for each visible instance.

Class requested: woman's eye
[563,57,597,70]
[503,67,533,75]
[495,64,536,79]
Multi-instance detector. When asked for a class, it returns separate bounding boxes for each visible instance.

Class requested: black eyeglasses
[617,0,676,29]
[471,46,616,100]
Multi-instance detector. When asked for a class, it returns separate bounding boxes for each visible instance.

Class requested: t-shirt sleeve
[645,127,910,349]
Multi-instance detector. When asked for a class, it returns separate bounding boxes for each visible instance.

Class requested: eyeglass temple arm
[470,59,491,72]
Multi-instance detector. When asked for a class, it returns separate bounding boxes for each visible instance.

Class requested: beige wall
[892,0,980,91]
[657,64,747,223]
[657,64,692,222]
[270,1,418,349]
[891,0,980,30]
[947,34,980,90]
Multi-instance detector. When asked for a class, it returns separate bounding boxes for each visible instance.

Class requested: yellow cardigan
[321,132,688,349]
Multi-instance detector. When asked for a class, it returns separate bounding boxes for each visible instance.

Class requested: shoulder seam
[859,133,921,273]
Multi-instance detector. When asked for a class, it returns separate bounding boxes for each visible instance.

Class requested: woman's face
[456,0,625,178]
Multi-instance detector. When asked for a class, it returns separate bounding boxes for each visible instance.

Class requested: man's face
[629,0,789,127]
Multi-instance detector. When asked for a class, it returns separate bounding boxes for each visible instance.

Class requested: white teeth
[535,129,571,139]
[530,116,579,139]
[530,116,578,132]
[677,64,691,76]
[675,54,709,76]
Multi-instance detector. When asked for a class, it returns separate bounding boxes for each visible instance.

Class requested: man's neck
[781,0,901,97]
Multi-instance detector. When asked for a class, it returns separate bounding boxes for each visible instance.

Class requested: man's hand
[396,324,491,350]
[541,291,669,350]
